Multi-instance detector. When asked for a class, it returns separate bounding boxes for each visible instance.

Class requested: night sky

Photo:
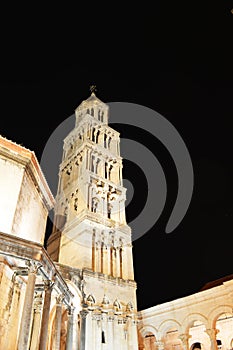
[1,3,233,311]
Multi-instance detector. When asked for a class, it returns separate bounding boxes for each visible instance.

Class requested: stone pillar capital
[43,279,54,291]
[67,304,75,316]
[80,310,89,319]
[26,260,41,274]
[179,333,192,342]
[205,328,219,338]
[56,293,65,305]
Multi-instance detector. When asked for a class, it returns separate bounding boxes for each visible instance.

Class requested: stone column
[112,247,116,277]
[94,158,98,174]
[116,247,120,277]
[101,311,108,348]
[113,315,123,350]
[52,295,64,350]
[80,310,89,350]
[39,280,53,350]
[119,199,126,224]
[126,317,132,350]
[84,148,89,170]
[107,315,114,349]
[17,261,39,350]
[65,306,79,350]
[103,245,108,274]
[99,159,104,177]
[205,328,219,350]
[119,164,123,186]
[107,245,111,276]
[119,247,123,278]
[92,231,96,272]
[124,244,134,281]
[179,333,191,350]
[95,241,101,272]
[30,292,43,350]
[92,313,101,350]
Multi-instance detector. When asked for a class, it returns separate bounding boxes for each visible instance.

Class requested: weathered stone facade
[0,92,232,349]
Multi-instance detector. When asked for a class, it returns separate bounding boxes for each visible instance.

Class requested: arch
[158,319,182,339]
[182,313,209,334]
[139,325,158,338]
[208,305,233,329]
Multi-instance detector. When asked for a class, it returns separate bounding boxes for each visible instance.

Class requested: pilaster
[17,261,40,350]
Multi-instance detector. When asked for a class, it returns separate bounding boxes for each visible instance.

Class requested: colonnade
[138,329,223,350]
[0,259,78,350]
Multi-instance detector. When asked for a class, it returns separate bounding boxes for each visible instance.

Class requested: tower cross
[90,85,97,94]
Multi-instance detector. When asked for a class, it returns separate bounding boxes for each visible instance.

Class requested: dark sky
[1,3,233,311]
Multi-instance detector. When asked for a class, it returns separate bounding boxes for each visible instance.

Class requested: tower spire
[89,84,97,95]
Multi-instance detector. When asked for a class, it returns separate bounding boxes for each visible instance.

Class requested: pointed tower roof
[76,91,107,110]
[75,88,109,126]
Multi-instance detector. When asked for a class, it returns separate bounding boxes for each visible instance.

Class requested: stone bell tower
[47,89,138,349]
[47,90,134,281]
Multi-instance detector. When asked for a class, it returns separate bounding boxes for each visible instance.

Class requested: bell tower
[47,90,134,281]
[47,90,138,349]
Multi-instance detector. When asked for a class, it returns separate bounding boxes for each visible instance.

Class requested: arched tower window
[101,331,106,344]
[108,137,111,149]
[91,155,95,172]
[105,162,108,178]
[107,203,112,219]
[91,197,99,213]
[104,134,107,148]
[96,130,100,143]
[92,128,95,142]
[108,164,113,180]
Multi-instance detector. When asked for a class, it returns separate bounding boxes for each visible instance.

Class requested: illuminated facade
[137,277,233,350]
[0,92,232,350]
